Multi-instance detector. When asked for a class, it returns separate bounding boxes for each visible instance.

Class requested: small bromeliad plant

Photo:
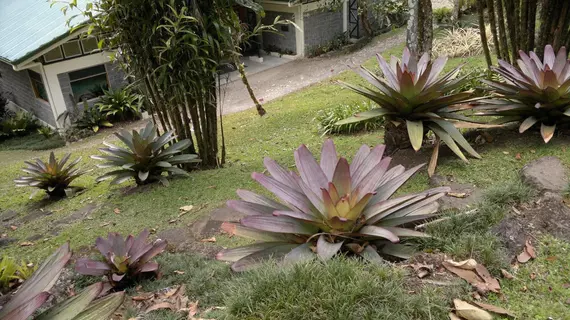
[337,47,483,175]
[75,229,167,288]
[92,121,200,186]
[14,152,87,198]
[0,257,35,293]
[315,101,383,135]
[96,88,142,121]
[478,45,570,143]
[0,243,125,320]
[217,140,450,271]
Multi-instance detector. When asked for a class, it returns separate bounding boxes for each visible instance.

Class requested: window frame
[80,36,101,54]
[62,40,83,58]
[68,65,110,100]
[43,46,64,63]
[28,71,49,102]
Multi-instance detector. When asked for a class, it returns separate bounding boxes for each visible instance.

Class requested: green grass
[0,132,65,151]
[222,257,464,320]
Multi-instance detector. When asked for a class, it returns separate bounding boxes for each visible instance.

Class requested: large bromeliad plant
[217,140,450,271]
[337,48,482,175]
[92,122,200,186]
[477,45,570,143]
[0,243,124,320]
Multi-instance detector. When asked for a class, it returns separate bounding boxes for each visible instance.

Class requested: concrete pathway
[219,30,406,115]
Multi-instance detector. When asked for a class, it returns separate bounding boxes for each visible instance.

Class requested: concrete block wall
[303,8,344,56]
[262,11,297,54]
[0,62,56,126]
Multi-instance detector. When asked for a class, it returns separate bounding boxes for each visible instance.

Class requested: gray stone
[429,175,482,211]
[209,207,248,222]
[521,156,569,192]
[0,237,16,247]
[157,227,193,248]
[0,210,18,222]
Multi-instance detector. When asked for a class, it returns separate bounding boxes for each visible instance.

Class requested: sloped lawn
[1,44,570,319]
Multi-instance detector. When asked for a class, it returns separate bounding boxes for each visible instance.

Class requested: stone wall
[0,62,56,126]
[262,11,297,54]
[303,8,344,56]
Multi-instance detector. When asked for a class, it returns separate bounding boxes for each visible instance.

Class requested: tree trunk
[520,0,528,51]
[452,0,461,22]
[486,0,502,59]
[495,0,511,62]
[406,0,433,57]
[527,0,537,51]
[504,0,518,60]
[236,60,266,116]
[477,0,493,67]
[384,121,412,154]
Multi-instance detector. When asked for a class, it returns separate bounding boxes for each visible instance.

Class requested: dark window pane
[43,47,63,62]
[28,71,49,101]
[81,37,99,53]
[62,41,82,58]
[71,73,108,101]
[69,65,106,81]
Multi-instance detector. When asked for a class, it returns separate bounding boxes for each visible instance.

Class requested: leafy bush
[37,126,55,138]
[368,0,408,30]
[433,26,494,58]
[307,32,349,57]
[0,257,35,293]
[0,133,66,151]
[433,7,452,24]
[97,88,142,121]
[337,47,483,174]
[223,257,457,320]
[60,127,96,143]
[92,121,200,186]
[58,100,113,133]
[0,243,124,320]
[14,152,87,198]
[0,111,40,138]
[0,91,13,121]
[478,45,570,143]
[217,139,449,271]
[315,102,383,135]
[75,229,167,288]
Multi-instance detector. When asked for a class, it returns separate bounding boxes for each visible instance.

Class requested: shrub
[0,91,13,121]
[96,88,142,121]
[337,47,483,174]
[92,121,200,186]
[75,229,167,288]
[315,102,383,135]
[217,139,450,271]
[433,26,494,58]
[14,152,87,198]
[0,257,35,293]
[0,243,124,320]
[0,111,40,137]
[60,126,96,143]
[58,100,113,133]
[478,45,570,143]
[37,126,55,138]
[433,7,452,24]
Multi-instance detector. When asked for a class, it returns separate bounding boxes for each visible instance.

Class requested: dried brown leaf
[454,299,493,320]
[445,258,477,270]
[10,225,17,231]
[517,250,531,263]
[200,237,216,243]
[173,270,185,275]
[19,241,34,246]
[146,302,175,313]
[114,208,121,214]
[179,205,194,212]
[525,240,536,258]
[448,192,468,198]
[501,269,514,279]
[475,264,501,293]
[472,301,515,317]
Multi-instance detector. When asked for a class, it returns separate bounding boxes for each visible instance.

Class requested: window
[62,40,82,58]
[81,37,100,53]
[43,47,63,63]
[28,71,49,101]
[69,65,109,101]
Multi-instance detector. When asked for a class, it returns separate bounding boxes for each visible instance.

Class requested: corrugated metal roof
[0,0,90,65]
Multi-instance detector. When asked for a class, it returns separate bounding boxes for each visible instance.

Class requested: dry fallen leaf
[501,269,514,279]
[19,241,34,247]
[132,294,153,301]
[517,240,536,263]
[1,233,7,238]
[515,153,522,160]
[472,301,515,317]
[454,299,493,320]
[114,208,121,214]
[10,225,17,231]
[446,258,477,270]
[145,302,175,313]
[179,205,194,212]
[443,260,500,295]
[169,219,178,224]
[449,312,463,320]
[189,300,199,318]
[545,256,557,262]
[503,151,510,155]
[100,222,110,227]
[200,237,216,243]
[530,272,537,280]
[448,192,468,198]
[173,270,185,275]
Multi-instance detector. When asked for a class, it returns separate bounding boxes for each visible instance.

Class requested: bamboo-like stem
[478,0,493,67]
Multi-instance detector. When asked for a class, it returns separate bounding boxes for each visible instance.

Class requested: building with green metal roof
[0,0,126,128]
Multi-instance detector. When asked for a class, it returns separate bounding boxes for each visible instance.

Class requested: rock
[157,227,193,249]
[0,237,16,247]
[429,175,482,211]
[521,156,569,192]
[0,210,18,222]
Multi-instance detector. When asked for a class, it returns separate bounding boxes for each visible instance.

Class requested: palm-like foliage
[92,122,200,186]
[0,243,124,320]
[217,140,450,271]
[477,45,570,143]
[96,88,142,121]
[75,229,166,287]
[337,48,482,164]
[14,152,87,198]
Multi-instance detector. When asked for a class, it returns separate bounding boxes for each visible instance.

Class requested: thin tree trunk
[452,0,461,21]
[527,0,537,51]
[478,0,493,67]
[487,0,502,59]
[495,0,511,61]
[504,0,518,60]
[552,0,570,51]
[144,75,168,134]
[537,0,555,57]
[520,0,528,50]
[236,59,266,116]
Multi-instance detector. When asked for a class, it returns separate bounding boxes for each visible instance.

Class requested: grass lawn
[1,32,570,319]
